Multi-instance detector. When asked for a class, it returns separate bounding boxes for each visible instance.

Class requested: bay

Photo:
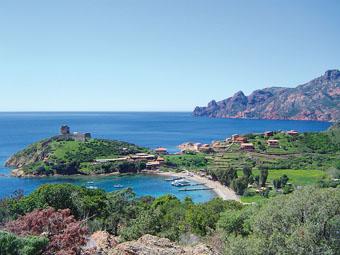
[0,112,331,202]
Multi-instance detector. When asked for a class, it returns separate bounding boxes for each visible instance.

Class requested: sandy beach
[152,171,240,201]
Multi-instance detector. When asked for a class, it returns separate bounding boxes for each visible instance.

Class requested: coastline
[9,168,240,201]
[149,170,240,201]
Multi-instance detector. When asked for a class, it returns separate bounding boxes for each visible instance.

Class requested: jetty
[178,187,214,192]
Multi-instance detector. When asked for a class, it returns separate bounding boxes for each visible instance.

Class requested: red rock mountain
[193,70,340,122]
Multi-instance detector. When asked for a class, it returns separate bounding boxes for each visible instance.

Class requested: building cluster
[60,125,91,142]
[94,152,166,170]
[178,142,212,153]
[177,129,300,154]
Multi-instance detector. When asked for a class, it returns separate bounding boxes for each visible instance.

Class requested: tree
[259,169,268,187]
[217,206,254,237]
[210,167,238,187]
[13,184,108,220]
[273,179,282,190]
[242,166,252,178]
[280,174,289,187]
[101,188,137,235]
[231,177,248,195]
[187,199,242,236]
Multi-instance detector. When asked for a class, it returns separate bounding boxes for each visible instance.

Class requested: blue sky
[0,0,339,111]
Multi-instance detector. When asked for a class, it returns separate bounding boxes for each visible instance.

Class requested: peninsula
[5,125,157,177]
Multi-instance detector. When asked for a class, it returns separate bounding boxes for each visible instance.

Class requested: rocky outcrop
[5,136,61,168]
[193,70,340,122]
[113,235,216,255]
[85,233,217,255]
[85,231,119,254]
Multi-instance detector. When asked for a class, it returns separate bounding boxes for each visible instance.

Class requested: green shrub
[0,231,48,255]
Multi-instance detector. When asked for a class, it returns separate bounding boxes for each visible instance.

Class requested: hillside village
[178,129,300,154]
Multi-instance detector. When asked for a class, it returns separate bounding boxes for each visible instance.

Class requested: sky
[0,0,339,111]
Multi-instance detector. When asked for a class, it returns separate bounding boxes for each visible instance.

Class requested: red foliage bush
[5,207,88,255]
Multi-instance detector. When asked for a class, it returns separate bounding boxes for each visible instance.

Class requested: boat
[86,185,98,190]
[87,181,94,184]
[171,179,191,187]
[165,177,183,182]
[113,184,123,188]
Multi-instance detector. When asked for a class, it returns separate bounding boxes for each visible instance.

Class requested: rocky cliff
[193,70,340,122]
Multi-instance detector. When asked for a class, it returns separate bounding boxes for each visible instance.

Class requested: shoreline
[149,170,239,201]
[8,168,239,201]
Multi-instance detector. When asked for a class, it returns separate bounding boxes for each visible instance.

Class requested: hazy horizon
[1,0,339,111]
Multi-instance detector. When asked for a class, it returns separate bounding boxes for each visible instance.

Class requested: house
[155,147,168,155]
[267,139,279,148]
[156,157,165,164]
[226,137,232,143]
[240,143,255,151]
[287,130,299,136]
[211,141,221,148]
[146,161,161,170]
[264,131,273,137]
[198,144,212,153]
[178,142,193,152]
[178,142,202,152]
[194,143,202,151]
[231,134,239,141]
[130,153,156,160]
[234,136,248,143]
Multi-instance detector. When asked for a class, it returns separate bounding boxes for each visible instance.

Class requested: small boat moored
[113,184,124,188]
[165,177,183,182]
[86,185,98,190]
[171,179,191,187]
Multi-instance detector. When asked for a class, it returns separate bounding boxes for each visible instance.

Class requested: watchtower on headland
[59,125,91,142]
[60,125,70,135]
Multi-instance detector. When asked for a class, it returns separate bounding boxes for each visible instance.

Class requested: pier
[178,187,214,192]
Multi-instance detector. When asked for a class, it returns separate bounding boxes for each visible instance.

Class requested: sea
[0,112,331,202]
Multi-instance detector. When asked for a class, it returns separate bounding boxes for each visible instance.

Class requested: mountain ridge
[193,70,340,122]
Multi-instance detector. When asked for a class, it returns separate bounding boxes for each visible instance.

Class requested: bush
[5,208,87,255]
[0,231,48,255]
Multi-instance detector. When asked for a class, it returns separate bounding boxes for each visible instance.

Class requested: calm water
[0,112,331,201]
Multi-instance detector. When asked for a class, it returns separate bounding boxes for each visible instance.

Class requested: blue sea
[0,112,331,202]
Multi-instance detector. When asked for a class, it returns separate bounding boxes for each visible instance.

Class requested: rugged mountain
[193,70,340,121]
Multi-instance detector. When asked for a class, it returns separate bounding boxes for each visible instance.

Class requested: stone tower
[60,125,70,135]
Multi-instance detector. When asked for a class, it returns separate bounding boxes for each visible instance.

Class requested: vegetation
[220,186,340,255]
[0,231,48,255]
[0,184,339,254]
[162,153,208,170]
